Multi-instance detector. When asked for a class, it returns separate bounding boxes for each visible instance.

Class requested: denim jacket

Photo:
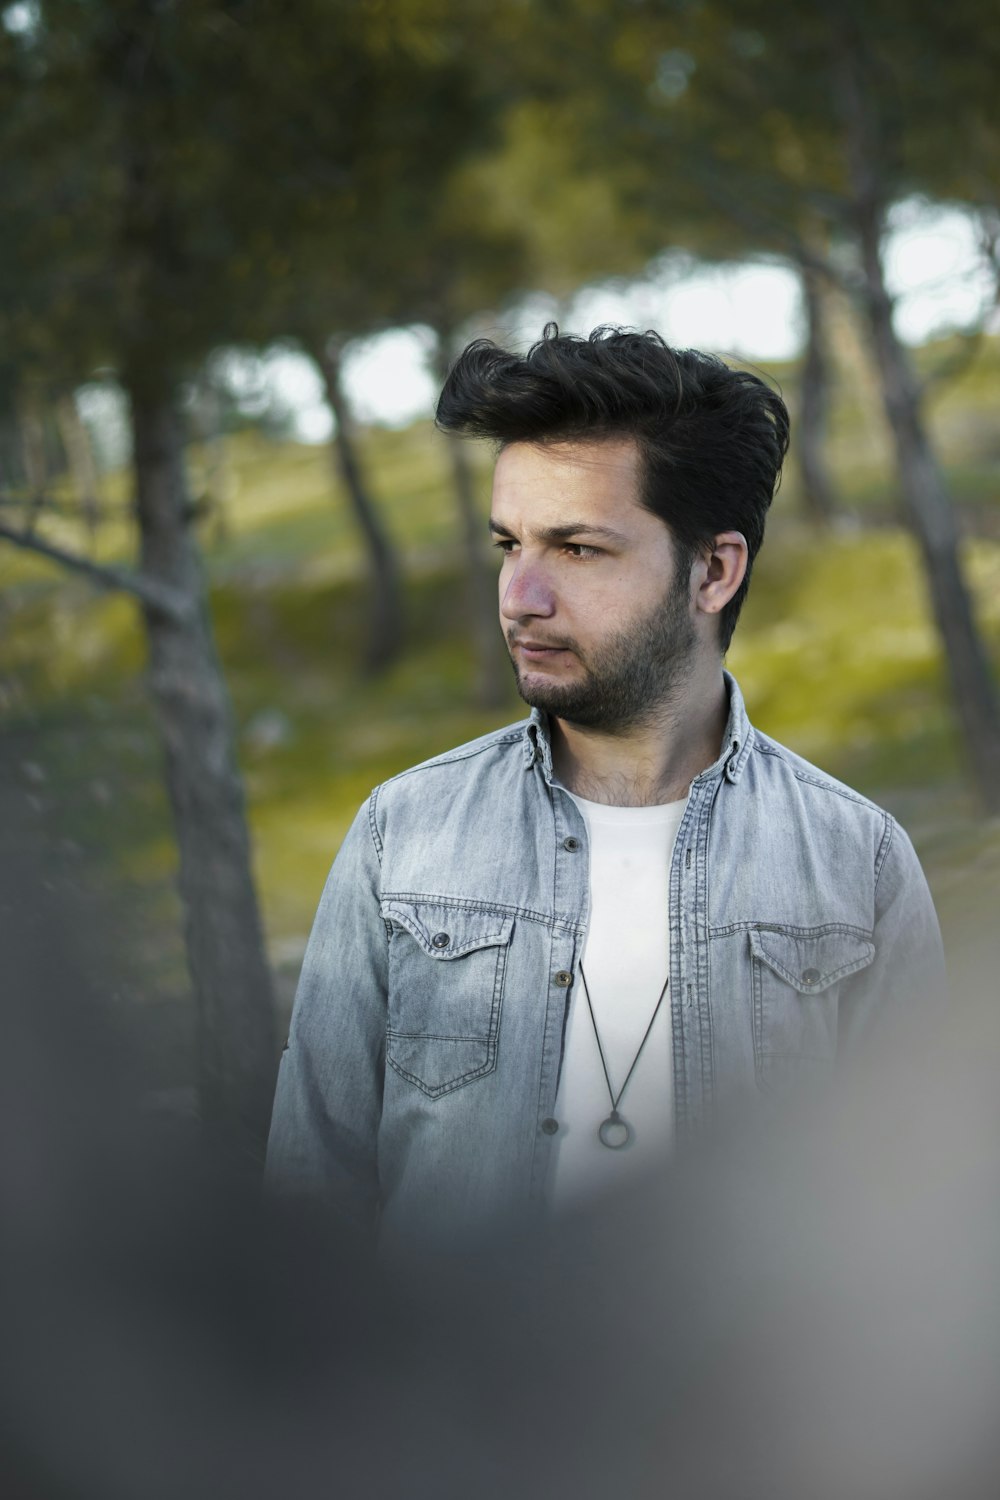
[266,673,944,1244]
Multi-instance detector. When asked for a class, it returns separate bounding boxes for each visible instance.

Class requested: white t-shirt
[550,786,688,1213]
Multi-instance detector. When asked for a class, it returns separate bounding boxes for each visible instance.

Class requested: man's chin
[513,673,601,724]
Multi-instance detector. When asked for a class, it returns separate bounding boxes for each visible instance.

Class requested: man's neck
[550,668,728,807]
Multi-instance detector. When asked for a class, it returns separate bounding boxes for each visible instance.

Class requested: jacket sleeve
[838,814,945,1056]
[264,794,387,1234]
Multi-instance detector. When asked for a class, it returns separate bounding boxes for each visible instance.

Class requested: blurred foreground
[3,776,999,1500]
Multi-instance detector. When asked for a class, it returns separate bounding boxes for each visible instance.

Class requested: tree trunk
[434,332,508,708]
[56,393,102,538]
[191,376,230,544]
[443,429,509,708]
[314,342,403,675]
[859,232,1000,810]
[796,265,838,525]
[18,390,48,532]
[836,39,1000,812]
[128,378,277,1157]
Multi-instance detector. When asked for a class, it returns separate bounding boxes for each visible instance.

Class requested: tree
[311,336,404,676]
[0,0,507,1152]
[465,77,845,524]
[368,160,535,707]
[528,0,1000,809]
[797,263,841,524]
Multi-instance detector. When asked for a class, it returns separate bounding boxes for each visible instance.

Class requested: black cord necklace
[578,962,670,1149]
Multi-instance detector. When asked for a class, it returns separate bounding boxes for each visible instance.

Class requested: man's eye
[564,543,601,559]
[493,538,518,554]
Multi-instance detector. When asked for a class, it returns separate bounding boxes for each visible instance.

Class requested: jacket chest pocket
[380,900,514,1098]
[750,925,875,1087]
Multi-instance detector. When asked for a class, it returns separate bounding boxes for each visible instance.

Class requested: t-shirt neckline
[553,777,689,825]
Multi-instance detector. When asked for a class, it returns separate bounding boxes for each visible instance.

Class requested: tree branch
[609,99,859,293]
[0,521,192,622]
[692,170,856,292]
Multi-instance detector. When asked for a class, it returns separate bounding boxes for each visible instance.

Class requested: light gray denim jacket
[266,673,944,1243]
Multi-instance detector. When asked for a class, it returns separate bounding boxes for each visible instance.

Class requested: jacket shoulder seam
[367,786,384,865]
[753,739,878,812]
[378,727,526,787]
[872,812,895,900]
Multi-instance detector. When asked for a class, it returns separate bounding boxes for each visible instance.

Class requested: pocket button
[431,931,451,949]
[801,967,820,985]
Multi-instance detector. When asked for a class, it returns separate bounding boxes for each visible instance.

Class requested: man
[266,326,944,1246]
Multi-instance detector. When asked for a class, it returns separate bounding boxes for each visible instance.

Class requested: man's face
[490,437,697,732]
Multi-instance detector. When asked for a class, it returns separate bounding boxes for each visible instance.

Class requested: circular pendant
[599,1110,630,1149]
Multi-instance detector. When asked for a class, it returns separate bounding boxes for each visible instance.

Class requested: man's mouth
[511,638,573,660]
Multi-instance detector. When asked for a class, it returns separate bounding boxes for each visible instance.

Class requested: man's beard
[505,573,697,733]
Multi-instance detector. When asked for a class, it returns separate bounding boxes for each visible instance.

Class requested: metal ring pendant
[599,1110,630,1149]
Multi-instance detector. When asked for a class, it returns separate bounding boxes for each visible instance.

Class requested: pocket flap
[749,927,875,993]
[381,900,514,960]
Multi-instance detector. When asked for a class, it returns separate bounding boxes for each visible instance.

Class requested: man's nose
[499,557,557,623]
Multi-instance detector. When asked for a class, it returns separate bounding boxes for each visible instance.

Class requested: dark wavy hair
[435,324,790,651]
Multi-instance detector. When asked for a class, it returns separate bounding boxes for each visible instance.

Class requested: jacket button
[802,967,820,985]
[554,970,573,987]
[541,1117,559,1135]
[431,932,450,949]
[563,836,581,852]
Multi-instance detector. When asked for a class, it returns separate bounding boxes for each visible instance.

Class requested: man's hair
[435,324,790,651]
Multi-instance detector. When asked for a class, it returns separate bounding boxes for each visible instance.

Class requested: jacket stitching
[746,926,877,992]
[380,891,584,930]
[388,1029,493,1042]
[753,741,878,810]
[386,1051,496,1097]
[710,920,874,939]
[872,813,894,899]
[377,729,526,788]
[384,917,513,956]
[368,786,384,863]
[753,948,876,989]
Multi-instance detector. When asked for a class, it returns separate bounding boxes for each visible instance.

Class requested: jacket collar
[708,669,754,786]
[522,669,754,787]
[523,707,554,777]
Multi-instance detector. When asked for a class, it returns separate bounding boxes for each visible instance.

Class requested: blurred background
[3,5,1000,1497]
[1,0,999,1159]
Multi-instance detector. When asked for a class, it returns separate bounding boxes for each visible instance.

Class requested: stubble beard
[505,574,698,733]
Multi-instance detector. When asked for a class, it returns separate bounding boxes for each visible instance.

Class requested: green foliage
[495,0,1000,310]
[0,0,505,394]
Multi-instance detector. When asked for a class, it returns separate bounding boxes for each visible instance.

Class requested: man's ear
[693,532,749,618]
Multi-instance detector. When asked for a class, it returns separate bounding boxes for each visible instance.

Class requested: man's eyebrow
[488,518,630,544]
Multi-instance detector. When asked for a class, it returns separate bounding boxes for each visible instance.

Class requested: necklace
[578,962,669,1149]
